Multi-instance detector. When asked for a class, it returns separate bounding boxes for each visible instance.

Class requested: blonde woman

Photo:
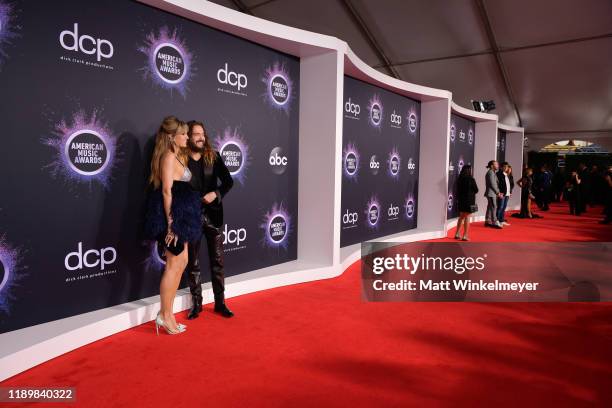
[145,116,201,335]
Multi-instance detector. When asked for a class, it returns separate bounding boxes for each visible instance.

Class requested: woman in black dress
[517,168,535,218]
[145,116,201,335]
[455,165,479,241]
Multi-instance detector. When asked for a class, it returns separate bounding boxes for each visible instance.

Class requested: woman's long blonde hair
[149,116,189,189]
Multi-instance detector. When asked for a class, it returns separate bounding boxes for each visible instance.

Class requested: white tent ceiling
[208,0,612,143]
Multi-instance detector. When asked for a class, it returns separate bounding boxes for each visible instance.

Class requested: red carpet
[3,203,612,407]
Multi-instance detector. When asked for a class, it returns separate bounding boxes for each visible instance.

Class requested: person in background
[517,167,535,218]
[496,162,514,226]
[599,166,612,224]
[566,170,582,216]
[484,160,503,229]
[577,163,589,213]
[534,164,552,211]
[552,168,566,202]
[455,165,479,241]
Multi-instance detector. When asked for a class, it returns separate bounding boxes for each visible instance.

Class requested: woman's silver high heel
[155,312,185,335]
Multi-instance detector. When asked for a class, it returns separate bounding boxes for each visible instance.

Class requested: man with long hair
[185,120,234,319]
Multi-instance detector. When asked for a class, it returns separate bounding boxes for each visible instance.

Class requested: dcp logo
[60,23,114,62]
[388,204,400,218]
[344,98,361,117]
[269,146,288,175]
[342,209,358,225]
[217,63,248,91]
[369,155,380,175]
[65,242,116,271]
[390,110,402,126]
[223,224,247,246]
[459,129,466,142]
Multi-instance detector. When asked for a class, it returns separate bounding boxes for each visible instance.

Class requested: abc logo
[390,110,402,126]
[65,242,116,271]
[370,103,382,126]
[269,146,288,175]
[345,98,360,116]
[223,224,246,246]
[60,23,114,62]
[388,204,399,218]
[407,158,416,172]
[217,63,248,91]
[408,112,418,133]
[342,209,358,225]
[369,155,380,175]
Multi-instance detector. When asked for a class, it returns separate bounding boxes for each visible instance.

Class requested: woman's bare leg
[160,243,188,331]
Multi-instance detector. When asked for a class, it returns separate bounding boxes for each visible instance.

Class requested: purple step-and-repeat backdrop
[0,0,299,333]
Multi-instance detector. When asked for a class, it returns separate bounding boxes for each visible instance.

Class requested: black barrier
[447,113,476,219]
[0,0,299,333]
[340,77,420,247]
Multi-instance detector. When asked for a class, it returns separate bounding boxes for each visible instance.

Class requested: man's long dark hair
[459,164,473,178]
[187,120,216,166]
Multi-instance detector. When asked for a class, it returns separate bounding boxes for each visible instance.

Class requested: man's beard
[188,138,206,154]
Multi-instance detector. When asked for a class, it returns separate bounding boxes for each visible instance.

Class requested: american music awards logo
[450,123,456,143]
[447,193,454,211]
[42,110,117,189]
[468,127,474,145]
[368,94,383,129]
[407,108,418,134]
[262,61,293,113]
[215,127,250,185]
[365,196,381,229]
[457,157,465,174]
[261,202,292,250]
[0,235,26,315]
[0,0,19,69]
[343,142,360,181]
[138,26,194,97]
[404,195,416,220]
[387,147,401,179]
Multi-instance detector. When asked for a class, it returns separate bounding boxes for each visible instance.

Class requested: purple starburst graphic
[343,142,360,181]
[262,62,293,113]
[450,122,456,143]
[406,107,419,134]
[143,241,165,274]
[137,26,193,98]
[0,235,26,314]
[42,110,117,190]
[364,196,381,229]
[368,94,383,128]
[260,202,292,250]
[404,195,416,220]
[214,127,250,185]
[387,147,401,179]
[457,156,465,175]
[0,1,19,68]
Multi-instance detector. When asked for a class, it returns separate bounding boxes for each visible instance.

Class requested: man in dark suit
[496,162,514,225]
[185,120,234,319]
[485,160,504,229]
